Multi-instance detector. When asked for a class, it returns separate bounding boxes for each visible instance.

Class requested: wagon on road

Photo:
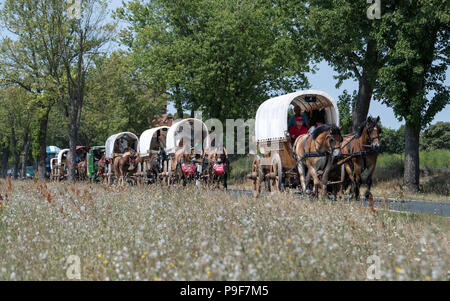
[248,90,339,197]
[161,118,210,186]
[105,132,139,185]
[137,126,169,184]
[87,146,106,183]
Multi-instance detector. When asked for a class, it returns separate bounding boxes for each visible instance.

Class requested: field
[0,180,448,281]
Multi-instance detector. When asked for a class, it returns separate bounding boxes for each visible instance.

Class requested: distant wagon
[86,146,106,183]
[104,132,139,185]
[46,146,61,178]
[51,146,90,181]
[137,126,169,184]
[248,90,340,197]
[161,118,210,186]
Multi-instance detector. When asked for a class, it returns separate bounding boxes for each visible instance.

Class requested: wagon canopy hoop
[105,132,139,159]
[165,118,210,154]
[57,149,70,164]
[138,126,170,157]
[255,90,339,143]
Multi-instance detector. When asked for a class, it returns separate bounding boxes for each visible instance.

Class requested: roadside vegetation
[0,180,448,281]
[229,149,450,202]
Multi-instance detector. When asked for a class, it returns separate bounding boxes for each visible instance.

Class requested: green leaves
[117,0,310,121]
[374,0,449,130]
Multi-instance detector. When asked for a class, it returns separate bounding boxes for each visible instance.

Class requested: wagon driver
[289,116,308,144]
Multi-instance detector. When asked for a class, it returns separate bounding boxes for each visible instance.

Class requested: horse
[144,148,167,184]
[113,150,139,186]
[207,146,229,189]
[293,124,343,198]
[76,160,87,182]
[339,116,382,200]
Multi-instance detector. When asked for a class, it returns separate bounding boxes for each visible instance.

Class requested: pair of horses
[293,116,381,200]
[162,145,229,188]
[112,150,140,185]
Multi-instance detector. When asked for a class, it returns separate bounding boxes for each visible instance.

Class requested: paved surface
[228,189,450,217]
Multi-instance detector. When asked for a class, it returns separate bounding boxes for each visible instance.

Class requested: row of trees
[0,0,165,180]
[0,0,448,192]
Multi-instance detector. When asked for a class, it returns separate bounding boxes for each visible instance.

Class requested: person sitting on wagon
[289,116,308,143]
[308,117,325,135]
[288,106,309,129]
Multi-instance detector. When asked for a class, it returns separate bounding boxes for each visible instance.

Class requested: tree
[0,0,64,180]
[337,90,356,134]
[420,122,450,151]
[297,0,388,132]
[0,87,34,178]
[374,0,449,191]
[380,126,405,154]
[116,0,310,121]
[80,51,166,145]
[57,0,115,182]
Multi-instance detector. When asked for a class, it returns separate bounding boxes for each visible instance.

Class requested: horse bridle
[363,125,380,148]
[327,132,342,155]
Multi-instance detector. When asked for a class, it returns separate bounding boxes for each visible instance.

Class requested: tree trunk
[175,83,184,119]
[9,122,20,179]
[404,123,420,192]
[37,110,50,181]
[1,144,10,178]
[21,134,31,179]
[352,77,373,132]
[67,101,80,183]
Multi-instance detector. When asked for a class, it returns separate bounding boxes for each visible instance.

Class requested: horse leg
[320,158,333,199]
[365,161,376,196]
[353,162,362,201]
[297,161,307,192]
[306,161,321,198]
[337,164,346,200]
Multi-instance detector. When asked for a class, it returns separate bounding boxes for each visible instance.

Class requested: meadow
[0,180,448,281]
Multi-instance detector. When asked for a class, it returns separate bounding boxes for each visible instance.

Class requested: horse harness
[341,132,379,169]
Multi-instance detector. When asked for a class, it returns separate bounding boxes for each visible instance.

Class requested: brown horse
[207,147,229,189]
[76,160,87,181]
[113,150,139,185]
[339,116,382,200]
[294,124,343,197]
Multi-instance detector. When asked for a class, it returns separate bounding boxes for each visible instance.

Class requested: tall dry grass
[0,180,448,281]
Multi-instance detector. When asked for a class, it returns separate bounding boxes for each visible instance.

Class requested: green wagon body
[87,146,106,182]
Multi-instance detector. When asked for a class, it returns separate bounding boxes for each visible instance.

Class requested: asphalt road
[228,189,450,217]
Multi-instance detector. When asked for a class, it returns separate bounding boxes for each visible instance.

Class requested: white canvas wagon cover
[255,90,339,142]
[138,126,169,156]
[57,149,70,164]
[105,132,139,159]
[166,118,210,154]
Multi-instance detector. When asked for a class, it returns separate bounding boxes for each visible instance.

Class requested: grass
[0,180,448,281]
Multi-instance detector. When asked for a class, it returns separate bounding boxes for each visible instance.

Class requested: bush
[420,122,450,151]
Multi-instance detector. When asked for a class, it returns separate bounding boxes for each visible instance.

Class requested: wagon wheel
[269,153,283,193]
[251,155,262,197]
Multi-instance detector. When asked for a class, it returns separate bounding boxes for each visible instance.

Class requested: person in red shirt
[289,116,308,143]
